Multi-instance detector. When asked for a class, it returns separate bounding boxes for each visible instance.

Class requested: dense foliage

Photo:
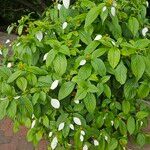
[0,0,150,149]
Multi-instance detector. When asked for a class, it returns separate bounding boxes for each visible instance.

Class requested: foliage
[0,0,150,149]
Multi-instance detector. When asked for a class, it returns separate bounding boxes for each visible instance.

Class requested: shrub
[0,0,150,149]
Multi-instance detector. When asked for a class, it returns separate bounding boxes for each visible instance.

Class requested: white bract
[80,134,84,142]
[146,1,149,7]
[142,27,148,36]
[7,62,12,68]
[102,6,107,12]
[5,39,10,44]
[16,42,21,47]
[63,0,70,9]
[81,130,85,136]
[140,121,143,126]
[111,7,116,16]
[51,99,60,109]
[83,144,88,150]
[14,96,20,100]
[50,80,59,90]
[58,122,65,131]
[62,22,68,29]
[94,139,99,146]
[94,34,102,41]
[0,50,2,55]
[79,59,86,66]
[31,120,36,128]
[74,99,80,104]
[73,117,82,125]
[111,120,114,126]
[69,124,74,130]
[43,53,48,61]
[57,4,62,10]
[49,132,53,138]
[51,137,58,150]
[36,31,43,42]
[111,41,116,46]
[105,136,108,141]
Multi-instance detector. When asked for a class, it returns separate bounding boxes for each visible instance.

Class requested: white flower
[5,39,10,44]
[51,137,58,150]
[43,53,48,61]
[51,98,60,109]
[73,117,82,125]
[50,80,59,90]
[62,22,68,29]
[14,96,20,100]
[16,42,21,47]
[49,132,53,138]
[104,136,108,141]
[83,144,88,150]
[142,27,148,36]
[0,50,2,55]
[58,122,65,131]
[63,0,70,9]
[102,6,107,12]
[57,4,62,10]
[140,121,143,126]
[111,120,114,126]
[7,62,12,68]
[81,130,85,136]
[94,139,99,146]
[74,99,80,104]
[79,59,86,66]
[94,34,102,41]
[146,1,149,7]
[31,120,36,128]
[69,124,74,130]
[80,134,84,142]
[111,7,116,16]
[32,114,35,119]
[36,31,43,42]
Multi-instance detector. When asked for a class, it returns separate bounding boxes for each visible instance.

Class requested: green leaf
[0,67,11,80]
[136,111,149,119]
[16,77,27,92]
[7,70,22,83]
[137,133,145,147]
[78,64,92,80]
[100,7,108,24]
[21,97,33,115]
[124,79,137,99]
[27,66,48,75]
[134,39,150,49]
[128,17,139,37]
[58,81,75,100]
[53,54,67,76]
[119,120,127,135]
[91,48,107,59]
[108,138,118,150]
[46,49,56,67]
[0,100,9,120]
[43,116,49,128]
[122,100,130,114]
[91,58,106,76]
[75,88,87,100]
[131,55,145,81]
[59,45,70,56]
[114,61,127,84]
[138,82,150,98]
[127,116,135,135]
[108,48,120,69]
[7,101,17,119]
[84,93,96,113]
[79,30,92,45]
[103,84,111,98]
[84,5,101,27]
